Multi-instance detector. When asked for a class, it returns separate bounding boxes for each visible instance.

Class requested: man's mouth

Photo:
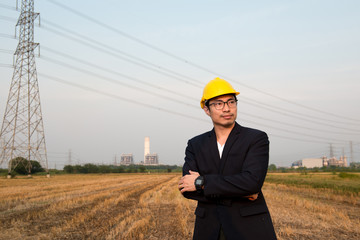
[222,114,233,119]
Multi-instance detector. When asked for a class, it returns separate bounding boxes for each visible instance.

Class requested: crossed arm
[178,170,259,201]
[178,132,269,201]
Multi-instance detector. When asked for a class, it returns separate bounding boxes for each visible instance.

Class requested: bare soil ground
[0,173,359,239]
[264,182,360,240]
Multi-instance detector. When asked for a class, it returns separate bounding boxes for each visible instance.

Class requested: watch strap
[195,176,204,193]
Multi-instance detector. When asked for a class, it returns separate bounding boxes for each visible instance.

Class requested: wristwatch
[195,176,204,193]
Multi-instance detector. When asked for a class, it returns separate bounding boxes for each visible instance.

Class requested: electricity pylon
[0,0,49,178]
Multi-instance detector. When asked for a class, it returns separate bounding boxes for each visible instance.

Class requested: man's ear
[203,106,211,116]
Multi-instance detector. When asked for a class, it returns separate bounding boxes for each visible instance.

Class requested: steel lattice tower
[0,0,49,177]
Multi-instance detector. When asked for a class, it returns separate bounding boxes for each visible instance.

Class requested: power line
[36,17,360,130]
[40,19,204,87]
[241,96,360,127]
[0,33,15,39]
[1,10,203,88]
[40,45,198,101]
[38,54,197,108]
[37,72,208,123]
[39,23,202,88]
[2,28,360,141]
[35,22,360,130]
[0,49,14,54]
[1,63,356,146]
[0,14,17,22]
[36,48,360,136]
[5,6,353,128]
[0,63,13,68]
[36,72,351,145]
[46,0,360,123]
[240,97,360,132]
[242,111,360,135]
[2,4,359,146]
[3,46,359,139]
[0,4,17,11]
[262,134,329,144]
[241,118,347,144]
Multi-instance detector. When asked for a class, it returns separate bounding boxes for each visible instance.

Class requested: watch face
[196,179,202,185]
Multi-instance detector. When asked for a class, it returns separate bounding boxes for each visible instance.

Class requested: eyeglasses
[208,99,237,110]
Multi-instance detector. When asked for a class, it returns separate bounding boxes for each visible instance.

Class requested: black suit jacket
[182,122,277,240]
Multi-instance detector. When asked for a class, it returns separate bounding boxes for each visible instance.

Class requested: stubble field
[0,173,359,239]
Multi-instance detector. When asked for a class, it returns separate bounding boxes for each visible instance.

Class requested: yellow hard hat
[200,77,239,108]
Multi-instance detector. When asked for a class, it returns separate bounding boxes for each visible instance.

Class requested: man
[178,77,277,240]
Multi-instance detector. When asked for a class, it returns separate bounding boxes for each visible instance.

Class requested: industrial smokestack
[144,137,150,162]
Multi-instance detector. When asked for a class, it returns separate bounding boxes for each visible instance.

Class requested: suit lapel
[219,123,242,174]
[208,129,221,170]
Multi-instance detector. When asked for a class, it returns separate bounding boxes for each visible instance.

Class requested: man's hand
[178,170,200,193]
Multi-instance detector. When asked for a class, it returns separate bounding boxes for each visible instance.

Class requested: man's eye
[215,103,223,107]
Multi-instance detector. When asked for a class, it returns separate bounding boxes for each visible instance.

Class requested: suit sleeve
[203,131,269,198]
[181,140,211,202]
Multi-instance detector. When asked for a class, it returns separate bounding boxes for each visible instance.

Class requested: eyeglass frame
[207,98,238,110]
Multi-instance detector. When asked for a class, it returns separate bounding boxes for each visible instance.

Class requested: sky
[0,0,360,169]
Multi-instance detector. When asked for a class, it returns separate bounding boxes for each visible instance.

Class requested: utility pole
[68,149,72,166]
[0,0,49,178]
[329,143,334,158]
[114,154,117,166]
[350,141,354,163]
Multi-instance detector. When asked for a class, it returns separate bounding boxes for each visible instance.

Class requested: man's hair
[205,94,237,108]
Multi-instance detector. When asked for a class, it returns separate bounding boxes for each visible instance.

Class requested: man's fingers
[180,186,189,193]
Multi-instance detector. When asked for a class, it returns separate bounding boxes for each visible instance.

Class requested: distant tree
[139,166,146,173]
[117,166,125,173]
[9,157,45,175]
[268,164,277,171]
[84,163,99,173]
[0,168,8,175]
[167,168,172,173]
[11,157,29,174]
[74,165,85,173]
[350,162,360,169]
[98,165,110,173]
[30,161,45,174]
[63,165,74,173]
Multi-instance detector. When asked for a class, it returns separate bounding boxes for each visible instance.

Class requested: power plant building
[120,154,134,165]
[323,156,347,167]
[292,155,348,168]
[143,137,159,165]
[144,153,159,165]
[302,158,323,168]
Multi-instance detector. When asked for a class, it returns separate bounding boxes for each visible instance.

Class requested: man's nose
[222,102,230,111]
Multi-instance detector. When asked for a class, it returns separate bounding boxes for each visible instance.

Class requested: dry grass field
[0,173,359,239]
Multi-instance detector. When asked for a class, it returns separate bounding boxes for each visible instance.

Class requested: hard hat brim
[200,92,239,108]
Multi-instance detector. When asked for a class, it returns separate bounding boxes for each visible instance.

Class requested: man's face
[204,94,237,128]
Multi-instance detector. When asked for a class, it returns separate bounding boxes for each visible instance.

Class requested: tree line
[2,158,360,176]
[0,157,182,176]
[63,163,181,174]
[268,163,360,173]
